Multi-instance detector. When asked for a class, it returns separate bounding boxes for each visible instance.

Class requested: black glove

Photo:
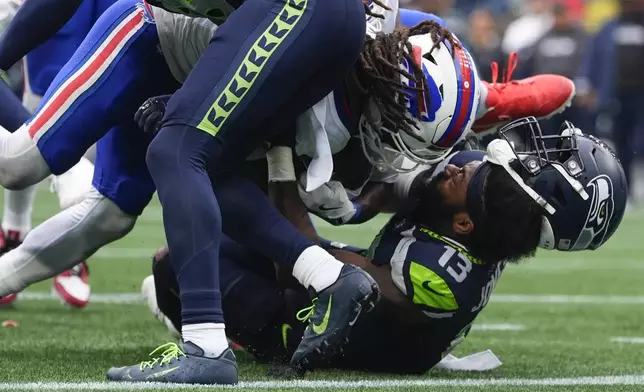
[134,94,172,134]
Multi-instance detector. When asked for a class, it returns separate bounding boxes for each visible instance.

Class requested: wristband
[266,146,296,182]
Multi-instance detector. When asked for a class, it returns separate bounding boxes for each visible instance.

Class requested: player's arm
[298,179,395,226]
[0,0,83,71]
[349,182,394,223]
[268,168,318,241]
[266,157,428,324]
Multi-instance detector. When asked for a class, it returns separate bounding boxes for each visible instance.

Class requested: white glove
[298,177,356,225]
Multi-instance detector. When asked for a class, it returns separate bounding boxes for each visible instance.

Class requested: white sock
[2,185,38,238]
[292,245,343,292]
[475,84,490,119]
[182,323,228,357]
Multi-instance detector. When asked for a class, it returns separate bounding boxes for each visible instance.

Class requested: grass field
[1,187,643,391]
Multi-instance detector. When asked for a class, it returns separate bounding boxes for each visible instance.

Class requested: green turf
[1,188,643,391]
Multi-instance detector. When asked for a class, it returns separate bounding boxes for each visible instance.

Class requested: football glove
[134,94,172,134]
[298,177,357,226]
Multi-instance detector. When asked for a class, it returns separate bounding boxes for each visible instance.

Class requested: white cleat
[141,275,180,338]
[53,261,91,308]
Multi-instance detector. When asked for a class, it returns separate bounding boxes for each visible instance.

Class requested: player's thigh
[93,124,156,216]
[161,0,366,166]
[29,0,177,175]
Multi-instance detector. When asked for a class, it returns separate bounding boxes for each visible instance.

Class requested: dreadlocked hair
[350,21,460,140]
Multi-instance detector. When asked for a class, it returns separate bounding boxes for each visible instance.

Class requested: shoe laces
[296,299,318,323]
[139,342,185,371]
[490,52,519,88]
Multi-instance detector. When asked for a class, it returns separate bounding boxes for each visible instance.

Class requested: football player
[0,0,117,308]
[143,117,626,375]
[0,4,570,383]
[0,0,378,382]
[0,7,469,382]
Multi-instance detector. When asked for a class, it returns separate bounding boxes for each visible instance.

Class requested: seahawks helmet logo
[573,174,615,250]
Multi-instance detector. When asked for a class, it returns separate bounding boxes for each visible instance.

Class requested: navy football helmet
[485,116,627,251]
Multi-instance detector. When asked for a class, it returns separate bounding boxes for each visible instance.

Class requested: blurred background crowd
[2,0,644,204]
[405,0,644,205]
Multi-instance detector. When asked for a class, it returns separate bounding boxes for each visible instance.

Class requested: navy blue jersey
[361,149,502,364]
[368,215,505,360]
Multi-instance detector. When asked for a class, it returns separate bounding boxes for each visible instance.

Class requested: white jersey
[153,6,218,84]
[365,0,398,39]
[0,0,19,32]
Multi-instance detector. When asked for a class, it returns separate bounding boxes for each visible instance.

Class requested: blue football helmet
[485,116,627,251]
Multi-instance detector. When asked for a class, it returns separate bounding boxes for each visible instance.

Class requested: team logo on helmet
[402,46,443,123]
[572,174,615,250]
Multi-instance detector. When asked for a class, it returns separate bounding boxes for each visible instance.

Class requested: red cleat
[0,293,17,306]
[472,52,576,133]
[53,261,90,308]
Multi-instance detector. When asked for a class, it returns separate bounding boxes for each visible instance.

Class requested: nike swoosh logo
[311,296,332,334]
[348,305,363,327]
[319,205,341,212]
[281,323,292,349]
[422,280,446,297]
[145,366,179,380]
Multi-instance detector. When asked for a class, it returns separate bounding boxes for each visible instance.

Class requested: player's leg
[147,236,308,363]
[472,52,576,133]
[0,0,168,190]
[2,79,40,250]
[12,59,98,307]
[0,185,136,297]
[0,123,157,298]
[0,72,36,305]
[0,79,30,132]
[134,0,369,383]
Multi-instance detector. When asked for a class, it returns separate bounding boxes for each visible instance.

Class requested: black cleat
[290,264,380,370]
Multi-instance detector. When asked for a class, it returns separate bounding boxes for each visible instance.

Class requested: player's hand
[134,94,172,134]
[298,178,357,225]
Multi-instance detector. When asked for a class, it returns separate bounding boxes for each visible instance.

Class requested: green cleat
[291,264,381,370]
[106,342,238,385]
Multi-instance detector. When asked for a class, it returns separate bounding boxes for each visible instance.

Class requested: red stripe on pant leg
[28,10,144,139]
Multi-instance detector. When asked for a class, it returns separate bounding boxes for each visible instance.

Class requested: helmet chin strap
[485,139,557,215]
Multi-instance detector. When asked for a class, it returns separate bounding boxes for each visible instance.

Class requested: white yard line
[611,337,644,344]
[490,294,644,304]
[471,324,525,331]
[19,292,142,304]
[18,292,644,305]
[2,376,644,390]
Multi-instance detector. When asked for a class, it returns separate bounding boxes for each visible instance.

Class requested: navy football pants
[146,0,366,325]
